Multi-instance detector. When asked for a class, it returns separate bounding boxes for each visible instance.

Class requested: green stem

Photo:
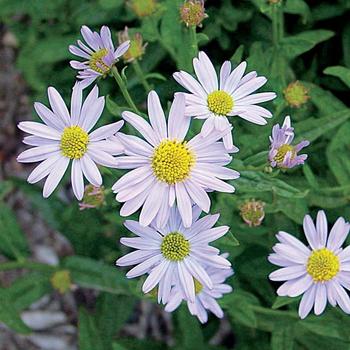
[0,260,57,272]
[189,25,198,59]
[272,4,284,47]
[132,60,151,93]
[111,66,140,114]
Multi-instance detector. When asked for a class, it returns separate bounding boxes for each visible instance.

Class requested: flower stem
[111,66,140,114]
[0,260,57,272]
[272,4,284,47]
[132,60,152,93]
[189,25,198,59]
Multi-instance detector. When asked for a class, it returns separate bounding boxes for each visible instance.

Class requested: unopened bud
[128,0,158,18]
[79,185,105,210]
[118,27,147,63]
[180,0,207,27]
[50,270,71,294]
[283,81,310,108]
[240,200,265,227]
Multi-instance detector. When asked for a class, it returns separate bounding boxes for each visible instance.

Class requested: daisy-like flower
[165,255,233,323]
[116,205,232,303]
[269,210,350,319]
[268,116,309,169]
[173,51,276,151]
[69,25,130,88]
[112,90,239,228]
[17,83,124,200]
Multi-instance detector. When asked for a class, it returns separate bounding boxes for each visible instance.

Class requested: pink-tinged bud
[118,27,147,63]
[240,200,265,227]
[180,0,207,27]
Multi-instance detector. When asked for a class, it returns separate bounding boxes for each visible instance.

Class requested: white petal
[327,217,350,251]
[148,91,167,142]
[177,262,195,302]
[27,153,62,184]
[142,260,170,293]
[71,159,84,200]
[303,215,319,250]
[43,157,69,198]
[175,182,192,228]
[269,265,306,281]
[298,284,316,319]
[18,122,61,140]
[17,145,60,163]
[47,87,70,126]
[81,154,102,186]
[314,283,327,315]
[70,82,83,125]
[168,93,189,141]
[89,121,124,141]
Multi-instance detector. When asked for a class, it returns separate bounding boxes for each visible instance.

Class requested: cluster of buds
[283,81,310,108]
[239,199,265,227]
[118,27,147,63]
[79,185,105,210]
[180,0,207,27]
[128,0,158,18]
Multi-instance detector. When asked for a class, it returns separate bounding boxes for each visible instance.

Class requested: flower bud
[50,270,71,294]
[79,185,105,210]
[180,0,207,27]
[118,27,147,63]
[128,0,158,18]
[240,200,265,227]
[283,81,310,108]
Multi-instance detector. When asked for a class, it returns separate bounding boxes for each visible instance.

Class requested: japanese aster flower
[269,210,350,319]
[268,115,309,169]
[165,255,233,323]
[112,90,239,228]
[69,25,130,88]
[116,205,231,303]
[173,51,276,151]
[17,84,124,200]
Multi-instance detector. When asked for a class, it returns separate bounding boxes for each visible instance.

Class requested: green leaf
[79,308,104,350]
[62,256,134,295]
[106,95,129,117]
[271,325,295,350]
[294,108,350,144]
[230,45,245,65]
[284,0,310,23]
[326,121,350,187]
[96,293,136,350]
[235,171,307,199]
[272,296,299,310]
[281,30,334,59]
[324,66,350,88]
[176,305,204,350]
[0,202,29,259]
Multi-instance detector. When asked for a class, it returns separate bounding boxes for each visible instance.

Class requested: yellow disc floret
[194,279,203,294]
[151,140,195,184]
[207,90,234,116]
[60,126,89,159]
[274,144,295,164]
[307,248,340,282]
[283,81,310,108]
[161,232,190,261]
[89,48,110,74]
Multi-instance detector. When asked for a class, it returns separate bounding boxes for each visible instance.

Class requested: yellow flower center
[60,126,89,159]
[194,279,203,294]
[89,48,110,74]
[207,90,234,116]
[161,232,190,261]
[274,144,295,164]
[151,140,195,184]
[307,248,340,282]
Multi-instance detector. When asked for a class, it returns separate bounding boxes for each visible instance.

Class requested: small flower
[173,51,276,151]
[269,210,350,319]
[128,0,158,17]
[112,90,239,228]
[116,205,232,303]
[165,255,233,323]
[180,0,207,27]
[284,81,310,108]
[69,25,130,88]
[79,185,105,210]
[240,199,265,227]
[268,116,309,169]
[17,84,124,200]
[51,270,72,294]
[118,27,147,63]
